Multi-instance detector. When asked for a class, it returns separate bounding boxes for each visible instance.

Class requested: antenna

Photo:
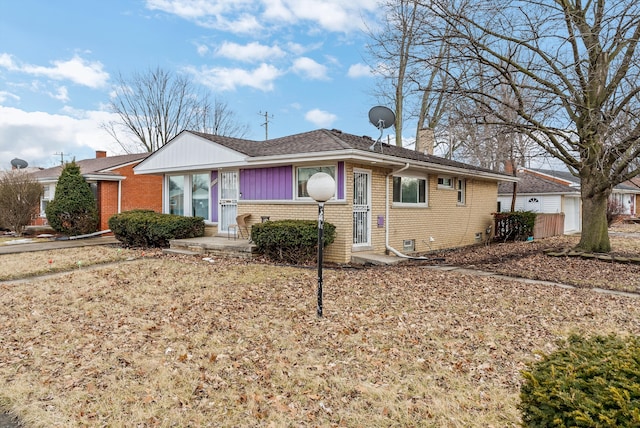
[53,151,70,165]
[259,111,274,140]
[368,106,395,151]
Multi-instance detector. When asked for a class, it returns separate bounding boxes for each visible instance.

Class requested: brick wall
[98,162,163,231]
[238,161,498,263]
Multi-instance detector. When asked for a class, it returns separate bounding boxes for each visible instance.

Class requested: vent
[403,239,415,252]
[475,232,483,242]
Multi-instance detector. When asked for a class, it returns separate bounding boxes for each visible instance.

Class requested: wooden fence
[532,213,565,239]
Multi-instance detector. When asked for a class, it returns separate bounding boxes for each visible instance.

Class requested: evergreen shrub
[108,209,204,247]
[45,161,99,235]
[251,219,336,264]
[520,334,640,427]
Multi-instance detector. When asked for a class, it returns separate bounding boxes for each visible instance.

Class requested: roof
[498,170,579,195]
[168,129,513,180]
[531,168,640,192]
[31,153,150,181]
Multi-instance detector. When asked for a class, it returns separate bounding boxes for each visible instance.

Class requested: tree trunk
[577,179,611,253]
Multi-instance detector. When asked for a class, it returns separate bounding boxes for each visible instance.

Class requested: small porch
[164,235,405,265]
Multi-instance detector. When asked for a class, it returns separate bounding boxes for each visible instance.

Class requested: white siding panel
[541,195,561,213]
[135,132,245,174]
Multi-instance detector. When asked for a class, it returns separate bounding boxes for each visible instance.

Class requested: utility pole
[258,111,273,140]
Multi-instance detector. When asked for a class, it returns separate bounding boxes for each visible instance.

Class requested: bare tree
[421,0,640,253]
[366,0,431,147]
[0,171,43,235]
[103,67,250,153]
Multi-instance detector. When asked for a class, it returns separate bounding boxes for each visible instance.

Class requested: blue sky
[0,0,385,168]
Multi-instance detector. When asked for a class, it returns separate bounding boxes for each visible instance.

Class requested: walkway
[0,236,119,255]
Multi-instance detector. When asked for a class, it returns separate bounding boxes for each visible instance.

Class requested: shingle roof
[532,168,640,191]
[190,128,508,177]
[498,170,578,194]
[30,153,149,180]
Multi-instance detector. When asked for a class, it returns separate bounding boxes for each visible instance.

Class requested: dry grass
[1,250,639,427]
[0,246,143,281]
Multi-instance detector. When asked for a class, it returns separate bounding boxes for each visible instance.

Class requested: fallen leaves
[0,246,639,427]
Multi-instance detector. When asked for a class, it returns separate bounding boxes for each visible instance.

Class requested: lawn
[1,242,639,427]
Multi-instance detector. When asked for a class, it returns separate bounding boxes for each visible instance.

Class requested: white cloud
[305,108,337,128]
[0,91,20,103]
[145,0,378,33]
[0,53,109,88]
[195,43,209,56]
[291,57,328,80]
[48,86,70,102]
[185,63,283,91]
[347,63,372,78]
[216,41,285,62]
[145,0,263,33]
[0,106,124,169]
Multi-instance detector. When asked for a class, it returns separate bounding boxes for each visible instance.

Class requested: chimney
[95,150,107,158]
[416,128,434,155]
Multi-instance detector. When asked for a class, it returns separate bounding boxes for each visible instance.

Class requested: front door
[353,170,371,246]
[219,170,239,234]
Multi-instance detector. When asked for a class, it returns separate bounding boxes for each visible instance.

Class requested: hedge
[251,219,336,264]
[108,209,204,247]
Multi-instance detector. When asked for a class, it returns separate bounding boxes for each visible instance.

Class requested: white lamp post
[306,172,336,317]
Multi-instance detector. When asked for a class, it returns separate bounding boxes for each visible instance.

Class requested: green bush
[493,211,537,241]
[520,334,640,427]
[108,209,205,247]
[251,219,336,264]
[45,161,99,236]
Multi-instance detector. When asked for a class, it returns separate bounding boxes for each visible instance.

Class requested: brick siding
[237,161,498,264]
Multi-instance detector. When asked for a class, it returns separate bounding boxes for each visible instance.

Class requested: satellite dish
[10,158,28,169]
[368,106,395,130]
[368,106,395,151]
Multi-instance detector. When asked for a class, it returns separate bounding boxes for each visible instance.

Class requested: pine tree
[45,161,99,235]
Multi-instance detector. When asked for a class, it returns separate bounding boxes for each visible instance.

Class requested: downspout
[385,163,429,260]
[118,180,122,214]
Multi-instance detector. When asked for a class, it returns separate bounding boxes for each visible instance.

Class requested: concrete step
[162,248,201,256]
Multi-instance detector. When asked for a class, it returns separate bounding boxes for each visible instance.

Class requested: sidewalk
[0,236,120,255]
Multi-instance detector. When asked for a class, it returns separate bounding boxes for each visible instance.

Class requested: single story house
[31,151,163,231]
[529,168,639,217]
[498,169,582,234]
[134,129,517,264]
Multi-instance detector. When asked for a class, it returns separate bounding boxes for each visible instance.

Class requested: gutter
[385,163,429,260]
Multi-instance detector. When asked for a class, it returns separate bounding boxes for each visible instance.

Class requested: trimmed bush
[251,219,336,264]
[520,334,640,427]
[493,211,537,241]
[45,161,99,236]
[108,209,204,247]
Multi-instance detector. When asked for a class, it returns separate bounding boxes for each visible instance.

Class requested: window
[392,176,427,204]
[297,166,336,199]
[191,173,209,218]
[437,176,454,188]
[40,184,55,216]
[166,174,211,220]
[168,175,185,216]
[457,178,466,204]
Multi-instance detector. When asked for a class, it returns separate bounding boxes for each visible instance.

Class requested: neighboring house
[134,129,516,264]
[30,151,163,231]
[626,176,640,217]
[498,169,582,233]
[529,168,639,217]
